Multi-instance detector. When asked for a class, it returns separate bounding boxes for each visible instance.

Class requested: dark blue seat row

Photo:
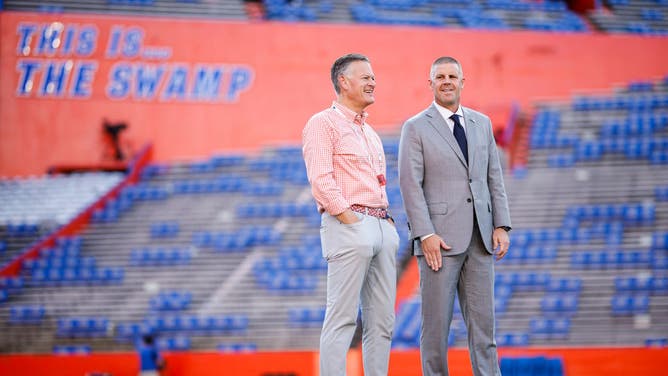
[600,113,668,137]
[501,246,557,264]
[646,337,668,347]
[496,332,530,347]
[656,186,668,201]
[4,222,40,237]
[500,356,564,376]
[217,342,257,353]
[9,304,46,324]
[546,277,582,293]
[23,256,96,270]
[121,184,169,201]
[150,221,180,238]
[573,94,668,111]
[541,294,579,316]
[53,345,91,355]
[653,231,668,249]
[253,269,319,294]
[130,247,192,266]
[611,294,650,315]
[615,276,668,294]
[156,336,191,351]
[91,196,133,223]
[30,266,124,286]
[529,318,571,338]
[143,314,248,334]
[496,272,551,291]
[0,276,24,290]
[187,155,246,173]
[149,291,192,311]
[255,253,326,273]
[236,202,313,218]
[172,176,247,194]
[192,226,282,251]
[566,203,655,223]
[511,227,590,247]
[243,182,285,196]
[57,317,110,338]
[350,4,444,26]
[140,164,170,180]
[288,306,325,327]
[571,250,652,269]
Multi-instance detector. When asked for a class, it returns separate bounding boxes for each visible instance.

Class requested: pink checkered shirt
[302,101,389,216]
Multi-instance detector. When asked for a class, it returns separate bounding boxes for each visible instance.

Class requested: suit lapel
[425,104,467,167]
[462,107,478,171]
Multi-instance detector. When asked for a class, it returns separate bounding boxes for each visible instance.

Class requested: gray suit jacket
[398,104,511,256]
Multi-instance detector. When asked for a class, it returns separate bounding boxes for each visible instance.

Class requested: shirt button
[467,198,472,203]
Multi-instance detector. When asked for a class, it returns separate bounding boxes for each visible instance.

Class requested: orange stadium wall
[1,11,668,176]
[1,348,668,376]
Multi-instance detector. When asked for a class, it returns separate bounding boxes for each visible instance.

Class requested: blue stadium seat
[53,344,91,355]
[500,356,564,376]
[541,294,579,316]
[9,305,45,324]
[496,332,530,347]
[611,294,650,315]
[217,342,257,353]
[156,336,191,351]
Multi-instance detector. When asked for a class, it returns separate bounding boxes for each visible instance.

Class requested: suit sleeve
[485,117,512,229]
[398,119,435,239]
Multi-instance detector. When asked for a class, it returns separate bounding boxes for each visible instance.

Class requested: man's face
[340,60,376,109]
[429,62,464,112]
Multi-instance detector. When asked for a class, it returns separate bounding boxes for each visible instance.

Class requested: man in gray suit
[398,56,511,376]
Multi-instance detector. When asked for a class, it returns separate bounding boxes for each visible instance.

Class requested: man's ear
[338,75,349,92]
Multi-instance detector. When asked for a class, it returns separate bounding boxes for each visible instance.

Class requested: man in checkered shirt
[303,53,400,376]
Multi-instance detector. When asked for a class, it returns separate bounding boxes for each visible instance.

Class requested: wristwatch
[498,226,511,232]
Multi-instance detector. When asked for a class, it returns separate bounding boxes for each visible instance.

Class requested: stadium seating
[1,76,668,354]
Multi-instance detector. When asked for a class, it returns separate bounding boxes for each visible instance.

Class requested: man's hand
[421,235,451,271]
[336,209,360,224]
[493,227,510,261]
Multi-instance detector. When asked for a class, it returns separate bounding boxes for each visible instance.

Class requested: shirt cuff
[420,233,435,242]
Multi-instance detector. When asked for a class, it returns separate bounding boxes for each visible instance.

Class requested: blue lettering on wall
[61,26,76,56]
[107,62,132,99]
[36,23,64,56]
[135,64,164,100]
[16,60,41,96]
[122,28,144,58]
[39,60,70,97]
[226,67,254,102]
[162,65,188,100]
[76,26,98,57]
[16,23,37,55]
[70,61,98,98]
[191,65,223,101]
[14,23,256,102]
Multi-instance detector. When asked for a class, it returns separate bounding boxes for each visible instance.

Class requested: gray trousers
[418,225,501,376]
[319,211,399,376]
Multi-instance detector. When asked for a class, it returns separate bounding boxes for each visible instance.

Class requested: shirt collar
[332,101,368,126]
[433,101,463,121]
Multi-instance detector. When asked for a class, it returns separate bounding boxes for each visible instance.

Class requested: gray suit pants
[418,225,501,376]
[319,211,399,376]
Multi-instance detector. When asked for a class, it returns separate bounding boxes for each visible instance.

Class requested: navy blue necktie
[450,114,468,163]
